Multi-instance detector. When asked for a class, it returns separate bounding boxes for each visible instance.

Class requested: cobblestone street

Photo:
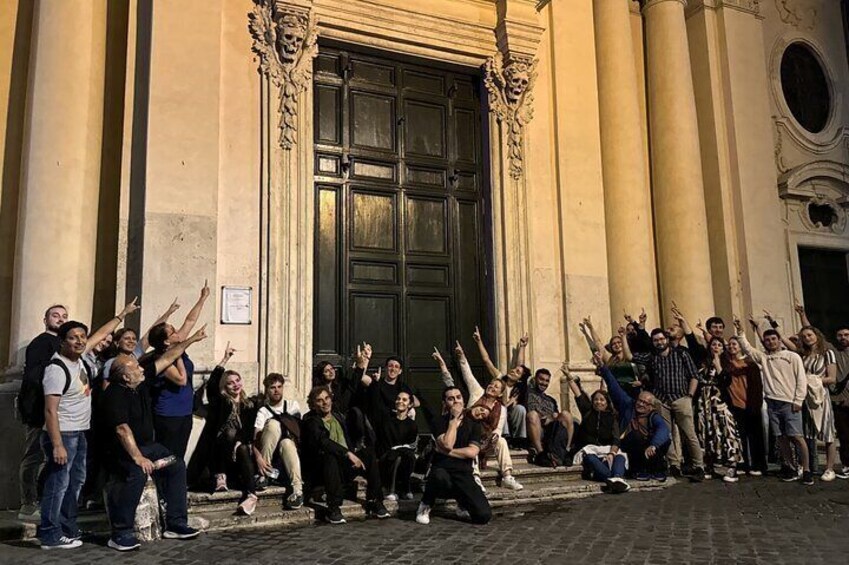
[2,478,848,564]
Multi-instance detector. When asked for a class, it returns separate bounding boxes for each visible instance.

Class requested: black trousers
[153,414,193,460]
[422,465,491,524]
[378,448,416,494]
[730,406,768,473]
[320,447,381,508]
[214,428,256,497]
[105,443,188,541]
[834,403,849,467]
[620,434,669,475]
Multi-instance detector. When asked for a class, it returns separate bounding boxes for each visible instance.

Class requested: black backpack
[17,358,93,427]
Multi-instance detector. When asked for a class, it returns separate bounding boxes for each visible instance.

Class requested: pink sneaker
[215,473,228,492]
[238,494,258,516]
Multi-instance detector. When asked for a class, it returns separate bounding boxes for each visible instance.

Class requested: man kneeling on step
[252,373,304,509]
[416,386,492,525]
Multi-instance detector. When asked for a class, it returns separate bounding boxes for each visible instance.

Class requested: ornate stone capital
[686,0,761,17]
[486,1,543,180]
[249,0,317,150]
[641,0,688,13]
[484,52,538,180]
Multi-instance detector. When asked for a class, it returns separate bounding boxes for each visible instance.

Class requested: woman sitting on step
[433,342,523,491]
[563,363,630,494]
[207,347,262,516]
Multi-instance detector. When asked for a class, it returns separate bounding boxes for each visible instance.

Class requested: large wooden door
[799,247,849,337]
[312,46,493,404]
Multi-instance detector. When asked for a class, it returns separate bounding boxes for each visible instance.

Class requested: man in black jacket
[301,386,389,524]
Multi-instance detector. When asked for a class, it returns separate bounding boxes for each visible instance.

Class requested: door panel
[313,46,493,414]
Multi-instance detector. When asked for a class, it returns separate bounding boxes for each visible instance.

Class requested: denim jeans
[105,442,188,541]
[37,431,87,545]
[583,453,626,481]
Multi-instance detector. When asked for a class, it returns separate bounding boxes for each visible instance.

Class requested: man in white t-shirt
[38,321,93,550]
[252,373,303,509]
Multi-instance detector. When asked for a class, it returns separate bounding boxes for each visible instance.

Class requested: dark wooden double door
[312,46,492,400]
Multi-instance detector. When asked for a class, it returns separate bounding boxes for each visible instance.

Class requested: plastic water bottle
[153,455,177,470]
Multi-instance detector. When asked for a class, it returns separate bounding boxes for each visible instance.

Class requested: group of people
[15,286,849,551]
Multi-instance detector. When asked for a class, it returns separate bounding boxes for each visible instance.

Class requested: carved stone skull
[504,61,530,105]
[275,12,307,64]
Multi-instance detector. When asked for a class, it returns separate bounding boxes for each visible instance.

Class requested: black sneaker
[801,471,814,486]
[669,466,682,478]
[285,492,304,510]
[368,500,390,519]
[107,535,140,552]
[778,467,799,482]
[162,524,200,540]
[255,475,268,491]
[325,506,346,525]
[689,467,704,483]
[526,448,538,465]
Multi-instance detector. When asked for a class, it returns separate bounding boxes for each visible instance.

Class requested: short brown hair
[263,372,286,388]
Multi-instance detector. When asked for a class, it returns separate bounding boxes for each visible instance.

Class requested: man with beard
[525,369,574,466]
[632,328,704,480]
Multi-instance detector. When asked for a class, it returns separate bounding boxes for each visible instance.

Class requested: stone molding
[641,0,688,13]
[778,160,849,235]
[686,0,761,18]
[768,34,846,156]
[249,0,318,149]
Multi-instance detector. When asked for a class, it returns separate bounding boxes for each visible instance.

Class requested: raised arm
[432,347,454,388]
[140,297,180,351]
[455,341,484,400]
[617,326,633,362]
[593,353,633,413]
[794,303,812,329]
[152,324,208,376]
[85,298,140,353]
[511,332,529,370]
[560,362,584,409]
[734,318,765,365]
[173,280,210,342]
[473,325,501,379]
[584,316,610,363]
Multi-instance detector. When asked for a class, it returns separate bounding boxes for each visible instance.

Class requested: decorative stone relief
[800,197,846,233]
[484,52,538,180]
[775,0,818,30]
[249,0,317,150]
[773,118,789,173]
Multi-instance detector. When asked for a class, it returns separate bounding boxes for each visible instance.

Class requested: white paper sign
[221,286,252,325]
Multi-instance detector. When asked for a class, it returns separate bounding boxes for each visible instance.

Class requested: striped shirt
[632,347,699,404]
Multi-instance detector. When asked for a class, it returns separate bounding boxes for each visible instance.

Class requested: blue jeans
[583,453,626,481]
[37,431,87,545]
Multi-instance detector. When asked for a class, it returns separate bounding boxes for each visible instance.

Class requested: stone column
[9,0,107,363]
[643,0,714,321]
[593,0,659,326]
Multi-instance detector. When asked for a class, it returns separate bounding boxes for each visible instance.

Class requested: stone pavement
[2,479,848,565]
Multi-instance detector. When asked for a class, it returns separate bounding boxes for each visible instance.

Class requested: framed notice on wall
[221,286,252,325]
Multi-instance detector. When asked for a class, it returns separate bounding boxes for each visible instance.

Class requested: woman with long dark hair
[695,338,743,483]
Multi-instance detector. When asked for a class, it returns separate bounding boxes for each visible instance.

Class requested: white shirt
[42,353,91,432]
[254,399,302,431]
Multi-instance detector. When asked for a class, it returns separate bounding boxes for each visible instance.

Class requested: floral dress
[695,366,743,469]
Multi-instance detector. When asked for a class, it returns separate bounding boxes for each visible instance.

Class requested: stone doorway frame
[249,0,545,397]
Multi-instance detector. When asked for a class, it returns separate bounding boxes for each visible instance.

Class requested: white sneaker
[473,474,487,493]
[455,507,471,520]
[42,536,82,550]
[836,467,849,480]
[501,474,523,491]
[415,503,431,525]
[821,469,836,482]
[723,468,739,483]
[384,493,398,501]
[747,470,763,477]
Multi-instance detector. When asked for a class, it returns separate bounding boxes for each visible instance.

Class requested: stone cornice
[685,0,762,18]
[641,0,687,13]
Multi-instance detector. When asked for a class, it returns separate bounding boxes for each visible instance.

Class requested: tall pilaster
[643,0,714,321]
[593,0,659,326]
[9,0,107,363]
